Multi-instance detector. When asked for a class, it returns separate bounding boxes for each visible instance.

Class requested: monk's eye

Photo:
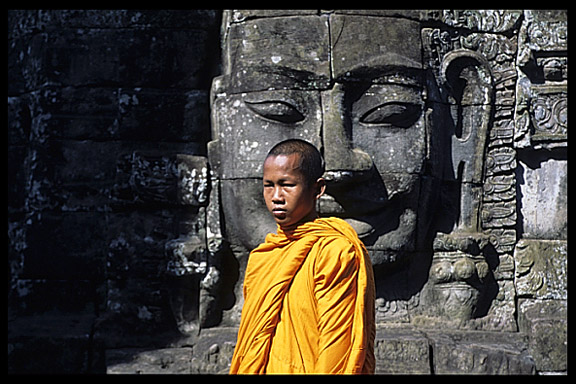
[360,102,421,128]
[245,100,305,124]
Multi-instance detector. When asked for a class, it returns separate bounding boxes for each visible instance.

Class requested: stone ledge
[103,325,537,374]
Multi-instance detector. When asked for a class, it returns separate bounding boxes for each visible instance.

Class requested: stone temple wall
[8,10,566,374]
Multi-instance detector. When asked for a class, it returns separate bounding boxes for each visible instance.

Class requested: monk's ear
[314,178,326,200]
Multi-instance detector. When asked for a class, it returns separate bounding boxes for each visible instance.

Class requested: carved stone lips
[317,194,389,238]
[344,217,377,238]
[323,170,372,184]
[318,193,388,217]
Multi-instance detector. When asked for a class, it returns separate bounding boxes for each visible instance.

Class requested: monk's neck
[278,213,319,233]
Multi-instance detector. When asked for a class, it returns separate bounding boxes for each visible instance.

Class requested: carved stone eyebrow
[334,62,424,87]
[370,71,424,87]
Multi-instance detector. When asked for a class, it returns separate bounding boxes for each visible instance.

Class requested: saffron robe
[229,217,375,374]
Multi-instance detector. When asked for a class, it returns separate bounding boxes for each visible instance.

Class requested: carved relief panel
[205,10,522,329]
[150,10,566,334]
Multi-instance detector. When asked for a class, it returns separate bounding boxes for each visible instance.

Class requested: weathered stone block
[28,86,209,144]
[101,278,173,345]
[33,30,121,87]
[118,28,216,89]
[218,178,275,250]
[8,95,31,145]
[37,9,219,31]
[7,9,40,38]
[188,327,239,373]
[230,9,318,22]
[8,146,28,212]
[523,10,567,52]
[8,32,39,94]
[54,140,120,184]
[112,152,210,206]
[518,152,567,239]
[330,15,422,81]
[23,140,121,211]
[118,89,209,142]
[29,86,117,140]
[441,10,523,32]
[481,200,517,228]
[485,147,517,175]
[475,279,518,332]
[106,348,193,374]
[518,299,567,372]
[106,210,183,280]
[374,326,430,374]
[223,15,331,92]
[515,239,567,299]
[529,86,567,143]
[428,331,535,374]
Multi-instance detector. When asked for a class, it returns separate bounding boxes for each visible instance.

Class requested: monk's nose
[271,187,283,203]
[321,83,374,183]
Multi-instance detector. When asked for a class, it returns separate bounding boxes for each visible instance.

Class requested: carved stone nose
[321,83,373,183]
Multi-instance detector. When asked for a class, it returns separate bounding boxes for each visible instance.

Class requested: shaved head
[266,139,325,186]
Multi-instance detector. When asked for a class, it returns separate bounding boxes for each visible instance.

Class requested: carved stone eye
[244,100,305,124]
[360,102,421,128]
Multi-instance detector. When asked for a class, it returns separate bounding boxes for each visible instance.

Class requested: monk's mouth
[272,208,287,220]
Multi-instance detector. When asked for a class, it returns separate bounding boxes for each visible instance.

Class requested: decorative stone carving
[529,86,567,142]
[428,252,490,319]
[442,10,523,33]
[514,10,567,150]
[113,152,210,207]
[208,10,528,330]
[525,18,567,52]
[515,239,567,299]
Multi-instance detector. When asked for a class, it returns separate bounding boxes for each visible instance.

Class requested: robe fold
[229,217,375,374]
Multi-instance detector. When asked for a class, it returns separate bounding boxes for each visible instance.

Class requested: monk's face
[262,154,324,230]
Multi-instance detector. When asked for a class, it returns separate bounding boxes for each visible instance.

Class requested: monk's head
[263,139,326,230]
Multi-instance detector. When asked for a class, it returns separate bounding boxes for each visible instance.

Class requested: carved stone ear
[440,49,493,233]
[441,49,493,184]
[441,49,493,107]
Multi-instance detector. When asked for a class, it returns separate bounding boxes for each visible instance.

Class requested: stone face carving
[210,13,435,325]
[212,14,432,277]
[208,10,513,328]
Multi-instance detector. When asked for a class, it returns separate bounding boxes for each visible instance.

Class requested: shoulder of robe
[313,235,358,270]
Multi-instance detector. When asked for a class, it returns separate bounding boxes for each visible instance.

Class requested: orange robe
[229,217,375,374]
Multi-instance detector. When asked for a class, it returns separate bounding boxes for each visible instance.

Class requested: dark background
[8,10,222,373]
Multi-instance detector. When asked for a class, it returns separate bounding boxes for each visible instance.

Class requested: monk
[229,139,376,374]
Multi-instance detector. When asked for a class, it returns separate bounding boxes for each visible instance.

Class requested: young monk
[229,139,375,374]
